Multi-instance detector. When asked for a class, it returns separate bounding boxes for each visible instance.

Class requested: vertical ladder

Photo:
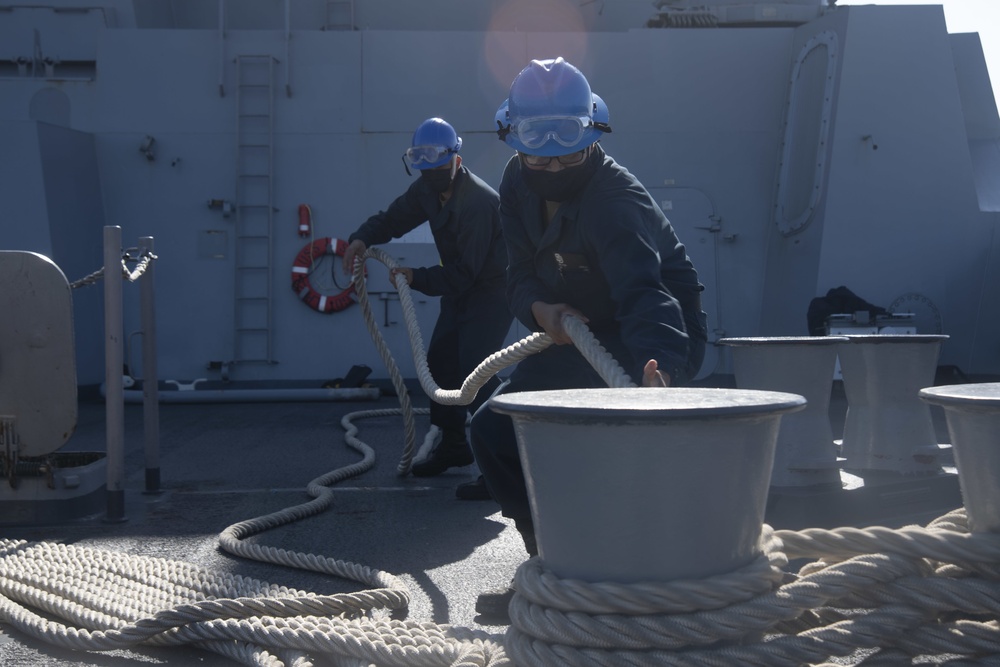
[233,54,277,367]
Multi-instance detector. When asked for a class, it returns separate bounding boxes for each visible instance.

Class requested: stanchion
[139,235,161,494]
[103,225,127,522]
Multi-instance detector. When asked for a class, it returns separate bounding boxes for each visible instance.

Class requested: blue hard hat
[405,118,462,170]
[494,58,611,157]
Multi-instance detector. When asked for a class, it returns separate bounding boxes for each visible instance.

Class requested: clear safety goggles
[510,115,593,150]
[519,149,588,168]
[404,144,456,167]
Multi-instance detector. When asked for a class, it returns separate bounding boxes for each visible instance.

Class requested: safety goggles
[510,115,593,150]
[519,149,588,168]
[404,144,456,167]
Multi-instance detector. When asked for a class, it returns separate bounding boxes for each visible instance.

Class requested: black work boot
[455,475,493,501]
[476,529,537,623]
[411,434,474,477]
[475,583,516,622]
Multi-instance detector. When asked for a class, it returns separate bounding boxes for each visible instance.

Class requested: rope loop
[349,247,634,476]
[505,511,1000,666]
[69,246,158,289]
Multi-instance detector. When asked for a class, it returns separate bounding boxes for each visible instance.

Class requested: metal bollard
[919,382,1000,532]
[719,336,846,488]
[490,387,805,583]
[838,334,948,474]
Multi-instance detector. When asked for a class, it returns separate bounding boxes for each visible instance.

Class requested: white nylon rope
[0,248,633,667]
[3,251,999,666]
[0,535,508,666]
[358,248,635,399]
[505,510,1000,666]
[351,247,635,475]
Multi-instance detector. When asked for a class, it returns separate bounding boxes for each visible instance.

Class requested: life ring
[291,237,357,313]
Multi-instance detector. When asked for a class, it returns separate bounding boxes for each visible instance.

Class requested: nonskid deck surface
[0,394,524,666]
[0,379,966,666]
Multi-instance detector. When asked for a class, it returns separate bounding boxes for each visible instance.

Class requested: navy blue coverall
[470,146,707,552]
[350,166,513,445]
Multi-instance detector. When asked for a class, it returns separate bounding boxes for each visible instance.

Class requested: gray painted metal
[838,334,949,473]
[0,251,77,458]
[491,387,805,582]
[1,1,998,387]
[102,226,126,521]
[138,235,161,491]
[719,335,845,487]
[0,452,106,525]
[920,382,1000,533]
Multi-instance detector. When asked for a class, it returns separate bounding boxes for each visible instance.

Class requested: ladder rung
[239,113,271,118]
[239,143,270,148]
[238,173,270,178]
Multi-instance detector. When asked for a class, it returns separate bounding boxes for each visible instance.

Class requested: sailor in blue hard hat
[399,117,462,181]
[343,118,513,478]
[470,58,709,620]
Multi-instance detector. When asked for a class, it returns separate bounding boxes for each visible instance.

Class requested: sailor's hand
[642,359,671,387]
[343,239,367,276]
[532,301,588,345]
[390,267,413,287]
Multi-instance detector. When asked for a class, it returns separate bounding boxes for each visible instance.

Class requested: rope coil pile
[3,511,999,666]
[2,250,998,666]
[506,510,1000,666]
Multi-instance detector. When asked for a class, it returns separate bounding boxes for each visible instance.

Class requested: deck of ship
[0,374,976,666]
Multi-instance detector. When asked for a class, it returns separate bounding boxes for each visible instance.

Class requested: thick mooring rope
[505,511,1000,666]
[2,250,999,666]
[350,247,634,476]
[4,510,1000,666]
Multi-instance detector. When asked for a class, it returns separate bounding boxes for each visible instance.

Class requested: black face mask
[421,168,454,194]
[520,151,598,202]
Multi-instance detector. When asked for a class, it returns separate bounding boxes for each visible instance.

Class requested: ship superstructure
[1,0,997,386]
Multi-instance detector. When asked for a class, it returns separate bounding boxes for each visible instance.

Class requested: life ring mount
[290,237,357,313]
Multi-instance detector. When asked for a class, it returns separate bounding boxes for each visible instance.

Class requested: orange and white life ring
[291,237,357,313]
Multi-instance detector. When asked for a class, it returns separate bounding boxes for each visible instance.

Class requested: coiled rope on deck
[0,534,507,666]
[506,508,1000,666]
[3,250,999,666]
[0,247,632,666]
[5,510,1000,666]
